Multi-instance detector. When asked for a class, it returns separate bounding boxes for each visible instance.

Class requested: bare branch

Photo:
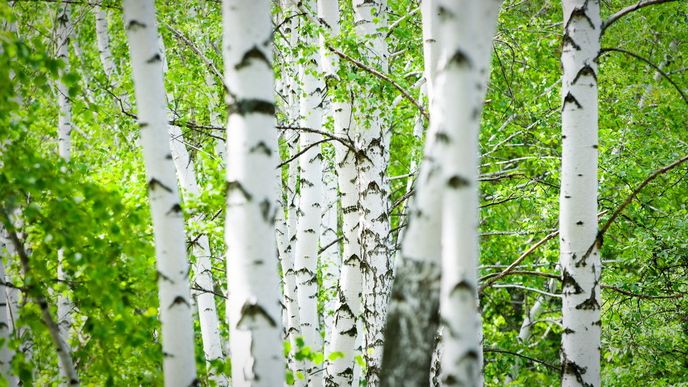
[599,154,688,238]
[601,0,678,33]
[602,285,685,300]
[599,47,688,106]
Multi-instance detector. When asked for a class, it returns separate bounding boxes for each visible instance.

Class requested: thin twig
[484,347,559,371]
[328,46,428,120]
[599,47,688,106]
[601,0,678,33]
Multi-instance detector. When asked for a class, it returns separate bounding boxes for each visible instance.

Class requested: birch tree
[157,38,226,384]
[55,4,75,372]
[94,6,117,84]
[0,233,15,385]
[434,1,502,386]
[560,1,602,386]
[222,0,285,385]
[317,0,367,383]
[351,1,393,382]
[379,1,442,384]
[122,1,198,385]
[292,0,326,382]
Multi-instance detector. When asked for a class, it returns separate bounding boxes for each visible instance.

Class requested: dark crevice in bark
[226,180,253,201]
[235,46,270,70]
[148,178,173,193]
[229,99,275,116]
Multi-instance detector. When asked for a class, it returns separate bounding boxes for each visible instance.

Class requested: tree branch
[601,284,684,300]
[0,210,79,385]
[484,347,559,371]
[328,46,429,120]
[599,154,688,238]
[601,0,678,33]
[599,47,688,106]
[163,23,224,86]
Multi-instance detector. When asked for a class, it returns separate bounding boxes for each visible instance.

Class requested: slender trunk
[292,2,326,382]
[169,132,226,384]
[56,3,72,162]
[0,216,79,385]
[379,14,440,382]
[122,1,198,385]
[351,1,392,383]
[56,6,75,379]
[420,0,439,103]
[0,230,15,385]
[505,279,557,383]
[319,0,365,384]
[435,1,502,386]
[276,5,303,382]
[316,0,342,368]
[158,38,226,380]
[222,0,285,385]
[560,1,601,386]
[320,161,340,352]
[94,6,117,84]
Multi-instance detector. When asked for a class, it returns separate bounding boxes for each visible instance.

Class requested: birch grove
[2,0,687,385]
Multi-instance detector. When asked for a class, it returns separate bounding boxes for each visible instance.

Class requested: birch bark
[351,1,393,382]
[318,0,366,383]
[0,232,15,385]
[292,1,326,383]
[122,1,198,385]
[560,1,602,386]
[55,6,76,378]
[158,41,225,381]
[222,0,285,385]
[435,1,502,386]
[316,0,342,367]
[94,6,117,84]
[379,2,442,383]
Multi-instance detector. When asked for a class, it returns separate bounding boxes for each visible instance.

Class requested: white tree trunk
[316,0,342,368]
[379,83,442,387]
[320,160,340,351]
[326,100,363,387]
[0,231,16,385]
[420,0,439,103]
[56,3,72,162]
[435,1,502,386]
[318,1,365,384]
[278,4,304,374]
[292,2,326,383]
[351,1,392,383]
[560,1,601,386]
[505,279,557,383]
[158,37,226,379]
[94,6,117,84]
[222,0,285,385]
[168,122,226,384]
[122,1,198,385]
[55,7,76,381]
